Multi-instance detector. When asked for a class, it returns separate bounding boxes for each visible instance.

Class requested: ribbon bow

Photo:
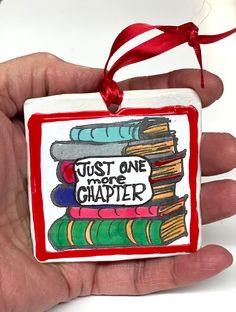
[100,22,236,108]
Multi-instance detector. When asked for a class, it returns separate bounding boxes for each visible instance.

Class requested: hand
[0,53,235,312]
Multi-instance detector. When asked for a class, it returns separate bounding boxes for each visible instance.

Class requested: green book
[48,214,187,250]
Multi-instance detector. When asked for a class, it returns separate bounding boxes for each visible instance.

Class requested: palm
[0,114,60,308]
[0,54,235,312]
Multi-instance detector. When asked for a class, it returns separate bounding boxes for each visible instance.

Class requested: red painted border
[28,106,199,261]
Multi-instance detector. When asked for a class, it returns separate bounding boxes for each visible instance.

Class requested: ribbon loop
[100,22,236,109]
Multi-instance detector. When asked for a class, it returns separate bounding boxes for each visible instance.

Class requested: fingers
[119,69,224,108]
[201,133,236,175]
[0,53,223,118]
[201,180,236,224]
[196,132,236,223]
[92,245,232,295]
[200,133,236,223]
[0,53,103,118]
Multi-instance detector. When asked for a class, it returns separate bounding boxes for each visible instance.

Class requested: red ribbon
[100,22,236,108]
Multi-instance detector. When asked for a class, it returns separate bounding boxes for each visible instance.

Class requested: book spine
[51,185,77,207]
[69,205,160,219]
[70,123,140,143]
[50,135,177,161]
[69,117,171,143]
[49,216,163,248]
[57,161,75,184]
[49,214,187,250]
[50,141,127,161]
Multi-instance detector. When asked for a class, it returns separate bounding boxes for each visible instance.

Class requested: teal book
[70,117,170,143]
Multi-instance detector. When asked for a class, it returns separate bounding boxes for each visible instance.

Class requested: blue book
[51,184,116,208]
[51,184,77,207]
[70,117,170,143]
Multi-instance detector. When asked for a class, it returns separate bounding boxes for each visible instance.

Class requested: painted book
[49,213,187,250]
[50,135,177,161]
[68,195,187,219]
[70,117,170,142]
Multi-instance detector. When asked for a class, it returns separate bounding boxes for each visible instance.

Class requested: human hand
[0,53,235,312]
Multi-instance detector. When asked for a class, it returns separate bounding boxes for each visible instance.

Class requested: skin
[0,53,235,312]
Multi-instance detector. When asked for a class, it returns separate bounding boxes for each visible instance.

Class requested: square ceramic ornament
[24,88,201,262]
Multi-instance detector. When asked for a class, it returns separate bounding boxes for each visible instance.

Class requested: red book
[69,196,187,219]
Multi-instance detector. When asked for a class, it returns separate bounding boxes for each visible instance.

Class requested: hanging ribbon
[100,22,236,109]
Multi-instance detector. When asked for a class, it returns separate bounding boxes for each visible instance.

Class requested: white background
[0,0,235,311]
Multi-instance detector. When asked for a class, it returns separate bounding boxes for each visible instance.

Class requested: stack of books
[49,117,188,250]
